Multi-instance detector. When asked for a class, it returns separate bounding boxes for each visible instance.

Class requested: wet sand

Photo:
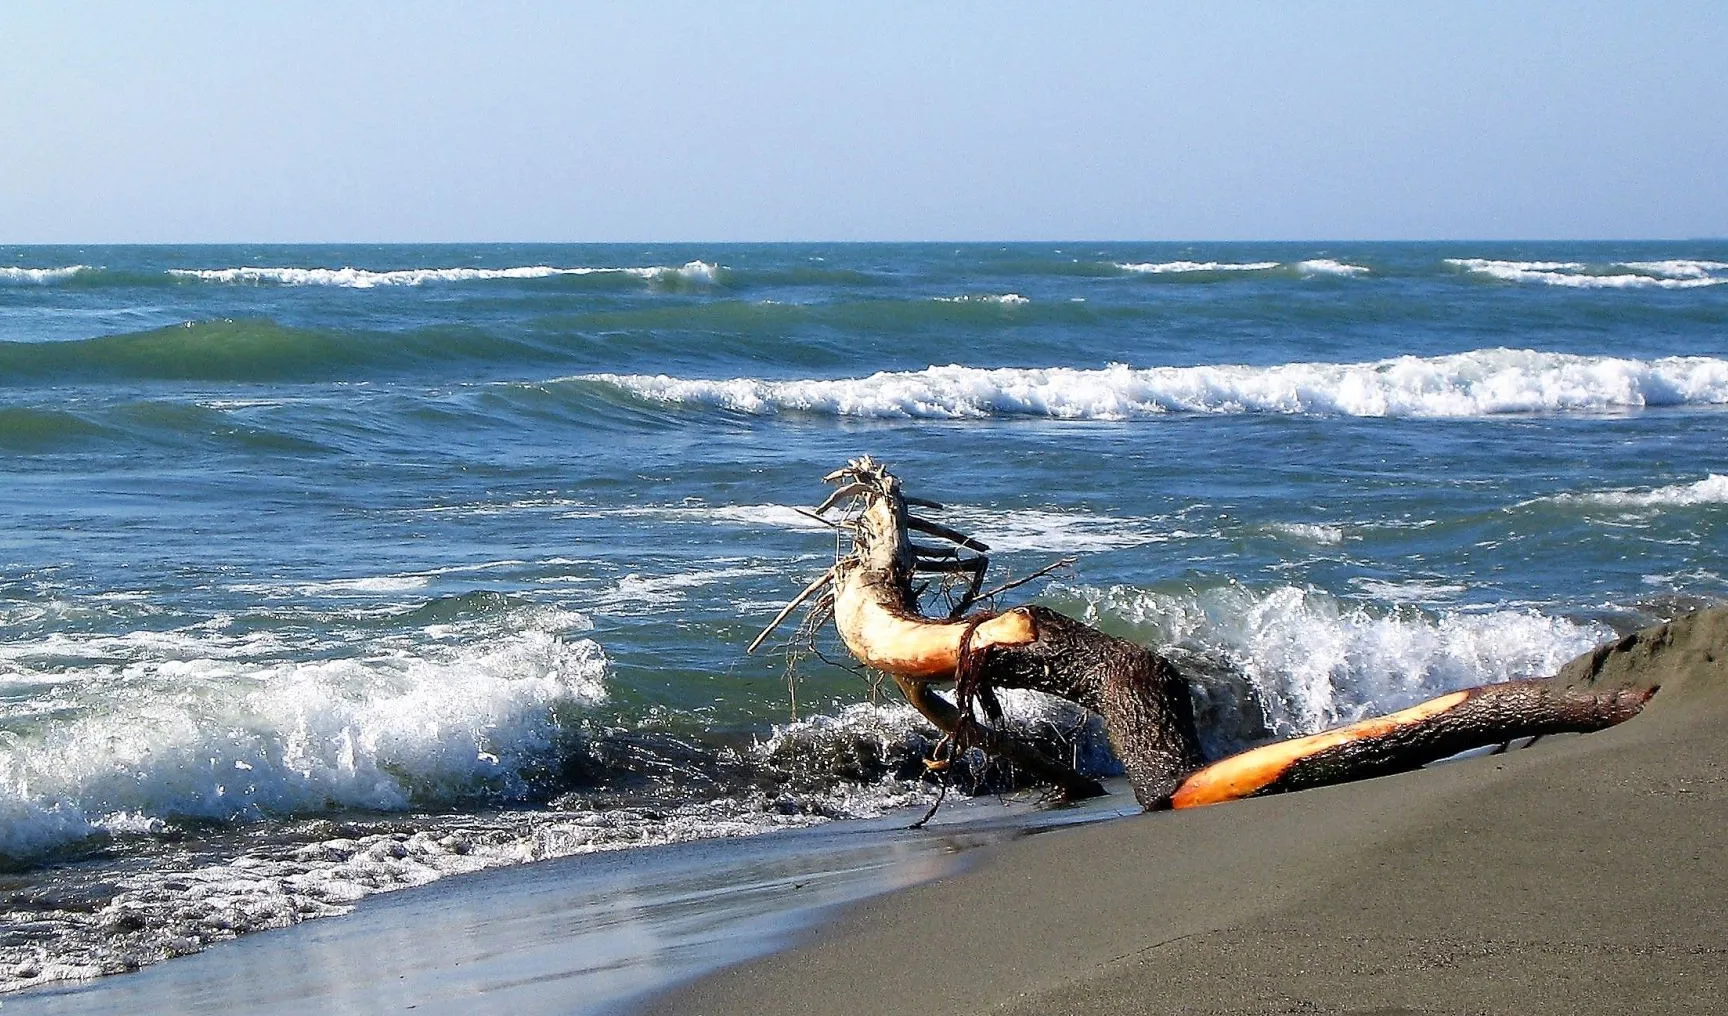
[646,608,1728,1015]
[6,791,1137,1016]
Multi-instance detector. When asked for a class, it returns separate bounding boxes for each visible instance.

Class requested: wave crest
[1552,474,1728,509]
[1114,259,1370,277]
[1044,581,1609,738]
[574,349,1728,420]
[0,618,608,862]
[0,266,92,284]
[166,261,723,288]
[1447,258,1728,289]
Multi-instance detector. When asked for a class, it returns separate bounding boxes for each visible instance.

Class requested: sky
[3,2,1725,243]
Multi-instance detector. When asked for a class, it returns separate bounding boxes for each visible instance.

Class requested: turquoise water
[2,242,1725,986]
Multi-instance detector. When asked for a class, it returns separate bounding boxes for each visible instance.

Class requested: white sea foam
[594,566,777,614]
[0,697,961,993]
[934,293,1030,305]
[167,261,722,288]
[578,349,1728,420]
[1296,258,1371,276]
[0,619,608,860]
[1112,259,1367,277]
[0,794,847,994]
[1266,522,1347,545]
[1619,260,1728,279]
[1447,258,1728,289]
[1555,474,1728,509]
[1116,260,1280,274]
[554,502,836,534]
[1351,578,1470,603]
[0,265,93,284]
[1049,582,1609,737]
[944,507,1175,553]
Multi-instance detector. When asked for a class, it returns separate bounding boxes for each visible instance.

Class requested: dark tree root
[749,457,1655,811]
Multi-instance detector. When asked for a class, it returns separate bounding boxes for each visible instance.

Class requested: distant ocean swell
[7,350,1723,453]
[164,261,724,288]
[8,255,1724,290]
[0,262,724,289]
[0,319,570,384]
[1116,258,1370,277]
[579,350,1728,420]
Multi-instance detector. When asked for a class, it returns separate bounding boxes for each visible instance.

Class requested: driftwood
[751,456,1654,810]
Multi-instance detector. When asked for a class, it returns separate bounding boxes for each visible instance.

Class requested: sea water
[1,242,1724,989]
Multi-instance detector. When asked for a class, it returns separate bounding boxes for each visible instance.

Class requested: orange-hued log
[832,590,1037,681]
[1168,679,1652,809]
[1170,692,1470,808]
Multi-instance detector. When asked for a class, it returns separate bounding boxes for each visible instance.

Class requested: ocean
[2,242,1725,991]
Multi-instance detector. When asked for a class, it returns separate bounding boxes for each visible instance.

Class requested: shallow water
[2,242,1725,989]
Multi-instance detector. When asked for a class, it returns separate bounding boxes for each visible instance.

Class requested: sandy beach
[647,608,1728,1016]
[18,610,1716,1016]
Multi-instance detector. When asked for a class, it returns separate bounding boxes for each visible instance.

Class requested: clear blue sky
[4,2,1724,243]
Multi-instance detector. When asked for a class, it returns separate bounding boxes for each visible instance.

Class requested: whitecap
[933,293,1030,304]
[167,262,723,288]
[1616,260,1728,279]
[943,506,1175,552]
[1295,259,1371,276]
[0,265,93,284]
[0,623,609,860]
[1047,581,1609,738]
[574,349,1728,420]
[1446,258,1726,289]
[1554,474,1728,509]
[1265,522,1346,545]
[1116,260,1280,273]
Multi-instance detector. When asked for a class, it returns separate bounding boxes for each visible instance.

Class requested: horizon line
[5,236,1726,247]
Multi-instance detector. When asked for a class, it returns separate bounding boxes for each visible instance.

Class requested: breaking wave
[1549,474,1728,510]
[1446,258,1728,289]
[1045,581,1611,739]
[1117,260,1281,274]
[0,265,93,284]
[166,261,723,288]
[1114,259,1370,277]
[575,349,1728,420]
[1296,258,1371,276]
[0,611,608,862]
[0,261,728,292]
[933,293,1030,305]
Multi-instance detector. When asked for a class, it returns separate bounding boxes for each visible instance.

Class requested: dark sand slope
[648,608,1728,1016]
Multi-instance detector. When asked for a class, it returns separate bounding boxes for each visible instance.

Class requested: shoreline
[6,787,1138,1015]
[644,608,1728,1015]
[10,610,1723,1014]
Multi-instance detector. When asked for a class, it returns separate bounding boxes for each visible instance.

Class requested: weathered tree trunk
[751,457,1654,810]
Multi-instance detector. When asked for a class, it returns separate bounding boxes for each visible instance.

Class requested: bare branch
[814,482,868,516]
[746,566,837,655]
[975,557,1077,603]
[908,516,990,552]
